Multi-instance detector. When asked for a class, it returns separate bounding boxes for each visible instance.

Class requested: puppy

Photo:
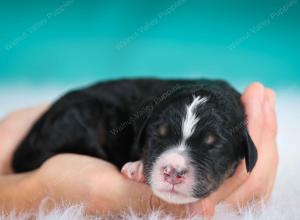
[12,78,257,204]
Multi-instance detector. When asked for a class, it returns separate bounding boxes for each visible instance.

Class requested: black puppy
[12,78,257,204]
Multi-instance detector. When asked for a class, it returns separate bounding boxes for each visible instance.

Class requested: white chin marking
[150,149,197,204]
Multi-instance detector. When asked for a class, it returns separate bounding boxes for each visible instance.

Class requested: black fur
[12,78,257,198]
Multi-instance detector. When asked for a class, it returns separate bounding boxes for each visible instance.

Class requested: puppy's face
[141,95,256,204]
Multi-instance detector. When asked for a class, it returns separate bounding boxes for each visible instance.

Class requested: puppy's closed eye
[157,124,169,137]
[204,134,224,150]
[204,134,216,145]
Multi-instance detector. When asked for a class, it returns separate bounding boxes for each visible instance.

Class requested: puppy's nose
[163,165,188,185]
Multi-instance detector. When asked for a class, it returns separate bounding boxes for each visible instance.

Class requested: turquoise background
[0,0,299,89]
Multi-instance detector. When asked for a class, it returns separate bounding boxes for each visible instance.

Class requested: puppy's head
[136,89,257,204]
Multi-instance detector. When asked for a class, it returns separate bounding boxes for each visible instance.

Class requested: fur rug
[0,88,299,220]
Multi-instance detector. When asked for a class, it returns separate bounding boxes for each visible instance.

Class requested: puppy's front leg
[121,161,145,183]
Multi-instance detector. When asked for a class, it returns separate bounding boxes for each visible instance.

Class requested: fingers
[263,89,277,140]
[224,86,278,209]
[260,88,279,201]
[208,83,265,204]
[208,160,249,205]
[241,82,265,147]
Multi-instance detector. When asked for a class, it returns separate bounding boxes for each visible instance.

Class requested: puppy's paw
[121,160,145,182]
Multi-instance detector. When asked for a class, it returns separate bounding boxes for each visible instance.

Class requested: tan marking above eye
[158,124,169,137]
[204,134,215,145]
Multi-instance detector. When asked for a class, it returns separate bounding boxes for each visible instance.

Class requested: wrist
[0,171,45,213]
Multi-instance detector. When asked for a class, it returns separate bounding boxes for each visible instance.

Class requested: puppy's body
[13,79,194,171]
[12,78,257,203]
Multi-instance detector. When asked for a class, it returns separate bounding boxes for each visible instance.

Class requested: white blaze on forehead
[149,95,208,204]
[182,95,208,141]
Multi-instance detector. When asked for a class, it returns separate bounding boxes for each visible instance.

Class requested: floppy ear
[134,115,151,153]
[243,130,258,172]
[130,100,156,159]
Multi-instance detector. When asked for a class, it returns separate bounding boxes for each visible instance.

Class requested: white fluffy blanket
[0,89,299,220]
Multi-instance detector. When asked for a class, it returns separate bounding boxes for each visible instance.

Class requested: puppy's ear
[134,117,150,152]
[131,100,156,158]
[243,130,258,172]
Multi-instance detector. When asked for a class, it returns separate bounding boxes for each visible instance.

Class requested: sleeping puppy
[12,78,257,204]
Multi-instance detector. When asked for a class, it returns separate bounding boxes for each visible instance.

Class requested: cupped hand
[30,153,186,216]
[0,82,278,218]
[0,104,186,217]
[189,83,279,217]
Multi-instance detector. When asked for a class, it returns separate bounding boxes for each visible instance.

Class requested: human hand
[0,104,49,174]
[0,105,187,217]
[28,153,187,216]
[189,83,279,218]
[0,82,278,218]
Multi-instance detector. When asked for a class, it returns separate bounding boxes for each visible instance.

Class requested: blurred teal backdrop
[0,0,299,89]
